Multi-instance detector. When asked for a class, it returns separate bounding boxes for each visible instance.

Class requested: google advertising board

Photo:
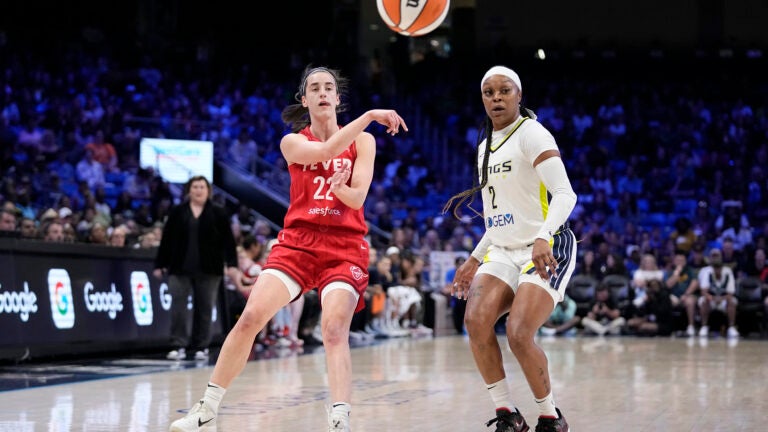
[0,240,226,360]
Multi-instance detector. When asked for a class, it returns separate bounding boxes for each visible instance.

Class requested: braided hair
[442,105,537,220]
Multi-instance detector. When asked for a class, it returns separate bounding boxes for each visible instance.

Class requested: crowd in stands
[2,43,768,350]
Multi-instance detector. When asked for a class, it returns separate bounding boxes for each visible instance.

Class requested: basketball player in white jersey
[443,66,576,432]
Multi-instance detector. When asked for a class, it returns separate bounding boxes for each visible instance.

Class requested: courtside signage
[0,282,38,322]
[48,268,75,329]
[130,271,154,326]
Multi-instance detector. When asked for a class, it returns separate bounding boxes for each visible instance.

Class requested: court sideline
[0,335,766,431]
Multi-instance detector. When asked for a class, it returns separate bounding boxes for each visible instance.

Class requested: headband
[481,66,522,92]
[299,67,335,97]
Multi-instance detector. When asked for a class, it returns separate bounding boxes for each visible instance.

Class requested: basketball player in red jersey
[169,65,407,432]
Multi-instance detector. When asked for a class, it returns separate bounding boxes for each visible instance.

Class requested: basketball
[376,0,450,37]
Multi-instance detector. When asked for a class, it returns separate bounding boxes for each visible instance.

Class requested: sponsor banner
[428,251,469,291]
[0,241,225,358]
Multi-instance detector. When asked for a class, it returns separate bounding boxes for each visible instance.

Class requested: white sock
[331,402,351,417]
[203,382,227,413]
[535,392,558,417]
[486,379,514,411]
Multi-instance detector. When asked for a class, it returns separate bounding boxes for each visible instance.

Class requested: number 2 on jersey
[313,175,335,200]
[489,186,498,209]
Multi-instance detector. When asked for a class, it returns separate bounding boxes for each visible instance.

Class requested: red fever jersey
[282,126,368,236]
[268,125,370,312]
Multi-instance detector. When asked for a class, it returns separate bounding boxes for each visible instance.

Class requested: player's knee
[321,319,349,346]
[234,309,268,337]
[506,316,535,349]
[463,308,494,334]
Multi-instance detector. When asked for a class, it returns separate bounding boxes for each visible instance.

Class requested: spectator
[19,217,38,239]
[62,223,77,243]
[626,279,674,336]
[47,151,76,183]
[367,251,398,337]
[14,189,36,220]
[631,254,665,311]
[576,250,600,279]
[539,294,580,336]
[108,224,129,247]
[719,237,744,276]
[581,283,626,336]
[227,129,258,171]
[616,164,643,196]
[714,201,750,245]
[75,148,105,189]
[153,175,244,361]
[84,130,118,173]
[87,222,109,245]
[58,207,74,225]
[42,221,65,242]
[599,252,628,279]
[441,255,468,335]
[743,248,768,282]
[123,167,152,200]
[0,208,18,234]
[136,230,159,249]
[390,251,431,335]
[697,248,739,338]
[669,217,697,255]
[664,251,700,336]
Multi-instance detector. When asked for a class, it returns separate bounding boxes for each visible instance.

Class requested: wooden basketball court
[1,335,766,431]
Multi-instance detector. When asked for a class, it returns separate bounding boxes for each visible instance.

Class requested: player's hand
[329,159,351,192]
[532,238,557,280]
[152,268,165,279]
[369,109,409,135]
[451,257,480,300]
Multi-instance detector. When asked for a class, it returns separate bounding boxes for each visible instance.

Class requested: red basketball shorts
[263,227,370,313]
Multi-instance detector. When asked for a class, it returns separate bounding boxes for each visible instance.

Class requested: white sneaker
[409,324,434,337]
[348,331,365,343]
[328,412,351,432]
[312,324,323,343]
[727,326,740,338]
[685,325,695,337]
[194,349,209,360]
[540,326,557,336]
[169,399,216,431]
[698,325,709,337]
[167,348,186,360]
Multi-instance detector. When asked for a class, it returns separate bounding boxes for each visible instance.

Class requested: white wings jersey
[478,116,559,249]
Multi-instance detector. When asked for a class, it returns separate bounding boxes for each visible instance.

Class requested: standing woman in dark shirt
[153,175,243,361]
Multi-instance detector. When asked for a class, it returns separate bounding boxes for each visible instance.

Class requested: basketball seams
[377,0,449,37]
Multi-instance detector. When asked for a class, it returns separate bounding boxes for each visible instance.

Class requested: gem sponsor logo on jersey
[130,271,153,326]
[84,282,123,319]
[487,213,514,229]
[48,268,75,329]
[0,282,38,322]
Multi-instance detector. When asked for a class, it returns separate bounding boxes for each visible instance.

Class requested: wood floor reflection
[1,335,766,431]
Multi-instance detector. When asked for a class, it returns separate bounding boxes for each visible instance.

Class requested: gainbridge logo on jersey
[0,282,38,322]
